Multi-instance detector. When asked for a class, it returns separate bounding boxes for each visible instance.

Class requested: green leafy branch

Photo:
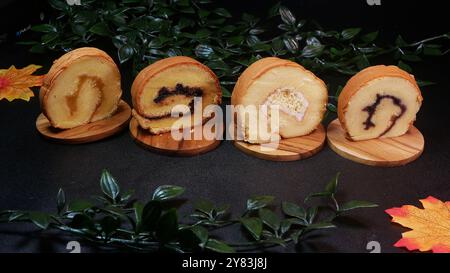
[21,0,449,100]
[0,170,377,253]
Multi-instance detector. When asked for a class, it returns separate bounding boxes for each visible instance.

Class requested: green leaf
[198,9,210,18]
[16,41,39,46]
[29,212,51,229]
[395,35,408,46]
[221,86,231,98]
[89,22,111,36]
[118,44,134,64]
[155,209,179,243]
[190,225,209,245]
[249,28,264,35]
[306,206,318,223]
[7,211,27,222]
[140,200,162,232]
[401,54,422,62]
[423,46,442,56]
[268,2,281,18]
[240,217,263,240]
[48,0,67,11]
[69,214,95,230]
[280,219,292,234]
[325,172,340,194]
[194,199,214,215]
[305,191,333,202]
[213,8,232,18]
[416,80,436,87]
[41,33,58,44]
[259,208,280,231]
[133,201,144,228]
[195,44,214,59]
[306,222,336,230]
[397,60,412,73]
[301,44,325,58]
[335,85,344,98]
[121,189,134,202]
[67,200,93,212]
[263,237,286,246]
[179,6,195,14]
[361,31,379,43]
[56,188,65,214]
[100,169,120,201]
[341,28,361,40]
[279,6,296,26]
[290,229,303,244]
[356,54,370,70]
[152,185,185,201]
[205,239,235,253]
[282,201,306,219]
[31,24,57,33]
[100,216,120,235]
[306,36,321,46]
[246,35,260,46]
[327,103,337,113]
[338,200,378,212]
[283,36,299,53]
[178,228,201,250]
[247,195,274,211]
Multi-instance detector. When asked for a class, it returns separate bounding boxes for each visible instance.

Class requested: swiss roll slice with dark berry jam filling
[338,65,423,141]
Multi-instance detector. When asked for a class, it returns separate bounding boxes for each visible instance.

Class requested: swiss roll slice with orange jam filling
[231,57,328,143]
[40,47,122,129]
[338,65,423,141]
[131,56,221,134]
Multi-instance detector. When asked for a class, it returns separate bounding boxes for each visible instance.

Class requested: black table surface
[0,1,449,253]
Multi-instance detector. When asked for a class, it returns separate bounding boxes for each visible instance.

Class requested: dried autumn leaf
[0,65,44,102]
[386,196,450,253]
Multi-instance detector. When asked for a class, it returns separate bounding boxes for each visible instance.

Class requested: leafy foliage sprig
[0,170,377,253]
[22,0,449,100]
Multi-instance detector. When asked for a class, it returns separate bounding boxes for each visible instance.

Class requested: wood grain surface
[36,100,131,144]
[233,124,326,161]
[326,118,424,167]
[129,117,221,156]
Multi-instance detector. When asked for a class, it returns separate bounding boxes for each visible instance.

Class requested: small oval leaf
[279,6,296,26]
[152,185,185,201]
[205,239,235,253]
[118,44,134,64]
[240,217,263,240]
[100,169,120,201]
[247,196,274,211]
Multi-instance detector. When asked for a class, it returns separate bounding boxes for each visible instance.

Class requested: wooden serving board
[233,124,326,161]
[36,100,131,144]
[129,118,221,156]
[326,119,424,167]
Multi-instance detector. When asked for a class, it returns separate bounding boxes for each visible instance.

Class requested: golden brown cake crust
[231,57,327,106]
[40,47,120,127]
[131,56,222,117]
[337,65,423,134]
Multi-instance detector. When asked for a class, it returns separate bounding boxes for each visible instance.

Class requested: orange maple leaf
[0,65,44,102]
[386,196,450,253]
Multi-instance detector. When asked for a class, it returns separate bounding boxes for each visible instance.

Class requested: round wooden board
[129,118,221,156]
[36,100,131,144]
[233,124,326,161]
[326,119,424,167]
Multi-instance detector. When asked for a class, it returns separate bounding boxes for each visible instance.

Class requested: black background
[0,0,449,253]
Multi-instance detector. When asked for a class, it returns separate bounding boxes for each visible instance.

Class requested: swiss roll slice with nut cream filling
[131,56,221,134]
[40,47,122,129]
[338,65,423,141]
[231,57,328,143]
